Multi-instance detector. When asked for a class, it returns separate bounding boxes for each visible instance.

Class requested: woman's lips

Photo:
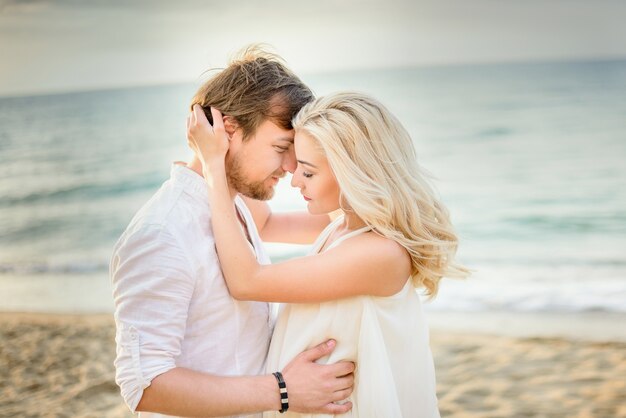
[303,195,311,201]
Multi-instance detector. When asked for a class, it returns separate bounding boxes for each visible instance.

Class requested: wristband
[272,371,289,413]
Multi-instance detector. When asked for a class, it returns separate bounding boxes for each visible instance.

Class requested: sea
[1,59,625,316]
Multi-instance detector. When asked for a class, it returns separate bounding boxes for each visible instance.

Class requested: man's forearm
[136,367,280,417]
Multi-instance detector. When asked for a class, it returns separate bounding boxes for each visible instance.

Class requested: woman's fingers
[192,104,209,127]
[190,105,197,126]
[210,107,224,133]
[185,104,229,159]
[188,105,210,147]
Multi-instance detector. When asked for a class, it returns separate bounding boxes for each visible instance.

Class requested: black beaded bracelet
[272,371,289,413]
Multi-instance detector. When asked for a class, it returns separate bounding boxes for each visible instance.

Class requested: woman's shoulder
[352,230,408,257]
[338,232,412,293]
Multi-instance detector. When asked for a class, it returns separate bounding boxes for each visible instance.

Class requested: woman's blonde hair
[293,92,469,298]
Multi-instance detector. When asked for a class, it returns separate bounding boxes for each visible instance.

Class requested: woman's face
[290,131,341,215]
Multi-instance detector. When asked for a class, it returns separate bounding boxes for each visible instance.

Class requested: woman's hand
[186,104,229,171]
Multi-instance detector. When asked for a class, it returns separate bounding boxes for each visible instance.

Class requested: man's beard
[226,152,276,201]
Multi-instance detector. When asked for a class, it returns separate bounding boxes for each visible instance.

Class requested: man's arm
[137,340,354,416]
[112,224,354,416]
[242,196,338,244]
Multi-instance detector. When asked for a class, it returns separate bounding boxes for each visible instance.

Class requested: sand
[0,313,131,418]
[1,313,625,418]
[433,333,626,418]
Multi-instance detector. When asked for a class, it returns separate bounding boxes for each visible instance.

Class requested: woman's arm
[241,196,336,244]
[187,106,410,304]
[211,162,408,302]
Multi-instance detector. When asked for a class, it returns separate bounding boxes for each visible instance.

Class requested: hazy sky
[1,0,625,97]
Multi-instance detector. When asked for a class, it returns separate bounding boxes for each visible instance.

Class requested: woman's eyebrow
[297,160,318,169]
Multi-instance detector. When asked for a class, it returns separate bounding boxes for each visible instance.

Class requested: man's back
[111,163,271,416]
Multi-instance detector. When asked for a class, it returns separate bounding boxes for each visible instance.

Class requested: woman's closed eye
[303,172,313,178]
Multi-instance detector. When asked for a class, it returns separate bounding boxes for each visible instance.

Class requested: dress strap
[311,215,345,253]
[325,224,373,252]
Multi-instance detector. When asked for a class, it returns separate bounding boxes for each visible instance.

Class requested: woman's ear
[223,116,238,140]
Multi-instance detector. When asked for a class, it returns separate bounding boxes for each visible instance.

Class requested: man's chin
[239,185,275,201]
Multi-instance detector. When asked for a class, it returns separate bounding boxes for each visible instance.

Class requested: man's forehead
[255,119,294,142]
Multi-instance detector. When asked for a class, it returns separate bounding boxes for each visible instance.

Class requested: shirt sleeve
[110,223,196,412]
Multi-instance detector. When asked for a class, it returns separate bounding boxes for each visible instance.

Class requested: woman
[187,92,468,417]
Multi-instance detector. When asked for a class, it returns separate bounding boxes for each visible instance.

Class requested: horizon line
[1,55,624,101]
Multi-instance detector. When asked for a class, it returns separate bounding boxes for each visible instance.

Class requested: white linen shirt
[111,163,272,418]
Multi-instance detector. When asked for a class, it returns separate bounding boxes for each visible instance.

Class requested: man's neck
[186,156,251,243]
[187,155,239,200]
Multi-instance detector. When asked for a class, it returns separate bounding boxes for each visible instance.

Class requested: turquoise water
[1,59,625,313]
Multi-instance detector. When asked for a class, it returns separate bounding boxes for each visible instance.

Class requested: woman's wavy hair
[191,44,313,140]
[293,92,470,298]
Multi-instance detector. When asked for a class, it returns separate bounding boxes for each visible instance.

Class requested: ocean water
[1,59,625,313]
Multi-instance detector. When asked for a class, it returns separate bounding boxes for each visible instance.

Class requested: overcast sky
[1,0,625,97]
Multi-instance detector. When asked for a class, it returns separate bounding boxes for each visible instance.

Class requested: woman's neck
[341,211,368,232]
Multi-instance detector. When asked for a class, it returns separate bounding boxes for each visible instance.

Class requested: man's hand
[282,340,355,414]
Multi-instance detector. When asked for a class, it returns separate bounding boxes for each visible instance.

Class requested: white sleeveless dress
[264,217,440,418]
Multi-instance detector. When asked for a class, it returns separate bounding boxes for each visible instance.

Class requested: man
[111,46,354,417]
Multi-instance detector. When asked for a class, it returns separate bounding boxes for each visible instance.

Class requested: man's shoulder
[115,180,214,251]
[143,177,181,215]
[130,178,210,227]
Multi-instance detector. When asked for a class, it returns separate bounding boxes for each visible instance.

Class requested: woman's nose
[290,170,301,188]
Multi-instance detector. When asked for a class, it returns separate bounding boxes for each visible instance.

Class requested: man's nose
[282,147,297,174]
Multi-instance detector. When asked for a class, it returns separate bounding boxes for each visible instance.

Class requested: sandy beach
[1,312,625,418]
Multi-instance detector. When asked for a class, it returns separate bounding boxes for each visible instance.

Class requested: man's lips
[303,195,311,201]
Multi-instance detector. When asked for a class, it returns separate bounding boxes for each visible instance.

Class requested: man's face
[226,119,297,200]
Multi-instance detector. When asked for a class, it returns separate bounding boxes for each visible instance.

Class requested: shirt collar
[170,162,209,201]
[169,163,247,212]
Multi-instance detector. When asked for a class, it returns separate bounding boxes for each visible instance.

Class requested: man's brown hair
[190,45,314,140]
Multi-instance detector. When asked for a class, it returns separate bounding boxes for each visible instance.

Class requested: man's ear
[223,116,238,140]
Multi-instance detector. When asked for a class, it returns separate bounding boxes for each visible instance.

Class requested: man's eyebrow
[297,160,318,169]
[277,137,294,144]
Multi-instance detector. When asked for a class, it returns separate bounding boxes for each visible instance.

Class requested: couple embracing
[111,46,467,418]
